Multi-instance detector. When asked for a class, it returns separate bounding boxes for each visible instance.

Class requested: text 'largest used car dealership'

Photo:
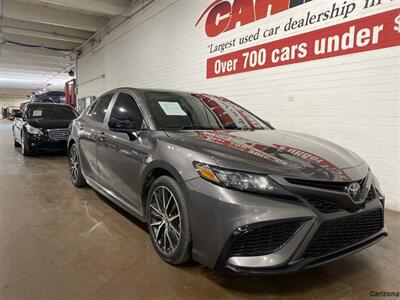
[0,0,399,299]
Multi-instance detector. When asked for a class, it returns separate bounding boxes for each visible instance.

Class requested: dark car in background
[2,107,8,119]
[68,88,387,275]
[7,107,22,120]
[32,91,65,104]
[13,103,78,155]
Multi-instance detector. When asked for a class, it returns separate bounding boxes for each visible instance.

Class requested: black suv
[32,91,65,104]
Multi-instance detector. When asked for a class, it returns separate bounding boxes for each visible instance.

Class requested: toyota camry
[68,88,387,275]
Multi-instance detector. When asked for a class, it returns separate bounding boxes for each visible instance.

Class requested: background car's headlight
[25,124,43,136]
[193,162,282,194]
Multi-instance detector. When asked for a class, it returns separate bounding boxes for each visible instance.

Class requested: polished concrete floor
[0,119,399,300]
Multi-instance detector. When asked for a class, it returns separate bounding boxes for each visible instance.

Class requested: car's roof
[108,87,202,96]
[35,91,65,96]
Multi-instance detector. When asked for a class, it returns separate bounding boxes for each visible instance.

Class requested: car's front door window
[109,93,144,130]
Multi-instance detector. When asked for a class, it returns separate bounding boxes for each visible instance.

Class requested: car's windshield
[27,105,77,120]
[146,92,270,131]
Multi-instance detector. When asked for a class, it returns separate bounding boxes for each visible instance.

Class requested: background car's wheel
[146,176,191,265]
[14,137,21,148]
[21,133,31,156]
[69,144,87,187]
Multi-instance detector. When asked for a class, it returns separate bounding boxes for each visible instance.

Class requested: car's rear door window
[90,93,113,123]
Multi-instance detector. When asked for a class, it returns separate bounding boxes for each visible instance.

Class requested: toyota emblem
[346,182,361,202]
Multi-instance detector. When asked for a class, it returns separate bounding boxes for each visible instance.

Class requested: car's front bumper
[25,134,68,152]
[183,177,387,275]
[221,229,387,275]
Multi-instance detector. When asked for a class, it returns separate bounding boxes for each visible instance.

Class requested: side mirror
[109,117,136,131]
[108,117,139,141]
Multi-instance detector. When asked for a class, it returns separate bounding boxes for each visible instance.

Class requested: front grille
[286,177,367,192]
[230,220,304,257]
[307,185,376,214]
[48,129,70,140]
[307,198,342,213]
[304,209,383,258]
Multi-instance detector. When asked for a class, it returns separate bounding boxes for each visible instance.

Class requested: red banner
[207,9,400,78]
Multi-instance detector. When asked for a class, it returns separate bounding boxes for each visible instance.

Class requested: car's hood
[27,119,72,130]
[165,130,368,182]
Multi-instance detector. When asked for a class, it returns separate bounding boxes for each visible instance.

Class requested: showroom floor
[0,119,398,300]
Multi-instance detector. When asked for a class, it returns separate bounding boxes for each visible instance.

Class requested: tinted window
[90,93,113,123]
[87,101,98,116]
[109,93,144,130]
[26,105,77,120]
[146,92,269,131]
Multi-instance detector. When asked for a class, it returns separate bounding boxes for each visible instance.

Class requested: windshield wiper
[160,126,219,131]
[223,124,245,130]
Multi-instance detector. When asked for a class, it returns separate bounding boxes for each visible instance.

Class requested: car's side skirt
[85,176,146,223]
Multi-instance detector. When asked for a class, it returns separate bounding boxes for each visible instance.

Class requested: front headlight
[25,124,43,136]
[193,162,283,194]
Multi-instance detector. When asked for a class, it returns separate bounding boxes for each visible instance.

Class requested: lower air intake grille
[304,209,383,258]
[230,220,304,257]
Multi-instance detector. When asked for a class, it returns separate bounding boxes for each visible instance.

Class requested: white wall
[0,96,25,108]
[77,0,400,211]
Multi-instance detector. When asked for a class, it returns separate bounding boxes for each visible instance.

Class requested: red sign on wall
[207,9,400,78]
[196,0,314,37]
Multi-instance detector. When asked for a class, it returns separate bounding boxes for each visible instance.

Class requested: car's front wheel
[13,135,21,148]
[146,176,191,265]
[21,133,31,156]
[69,143,87,187]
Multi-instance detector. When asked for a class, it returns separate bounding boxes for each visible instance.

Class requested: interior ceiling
[0,0,132,100]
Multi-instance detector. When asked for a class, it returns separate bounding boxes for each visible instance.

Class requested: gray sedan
[68,88,387,275]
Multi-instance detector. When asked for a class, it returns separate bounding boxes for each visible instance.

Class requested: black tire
[146,176,191,265]
[68,143,87,187]
[12,126,20,147]
[21,133,32,156]
[14,138,21,148]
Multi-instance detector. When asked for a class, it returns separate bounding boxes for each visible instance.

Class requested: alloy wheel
[69,147,80,183]
[149,186,181,255]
